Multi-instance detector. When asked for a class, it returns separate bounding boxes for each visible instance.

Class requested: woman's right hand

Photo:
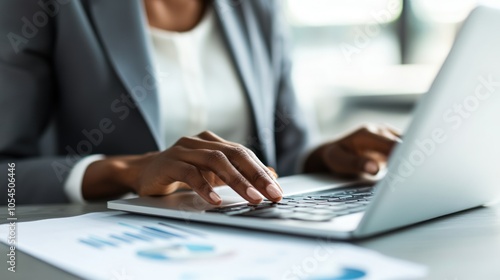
[82,131,282,205]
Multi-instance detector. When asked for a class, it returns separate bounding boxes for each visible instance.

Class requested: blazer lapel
[214,0,275,166]
[88,0,276,162]
[89,0,164,150]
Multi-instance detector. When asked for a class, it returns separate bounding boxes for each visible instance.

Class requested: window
[284,0,480,99]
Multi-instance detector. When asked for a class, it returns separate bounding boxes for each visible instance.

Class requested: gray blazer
[0,0,310,204]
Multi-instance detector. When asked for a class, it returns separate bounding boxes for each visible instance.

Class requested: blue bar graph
[77,220,232,262]
[110,234,132,243]
[311,267,367,280]
[89,236,118,247]
[78,239,102,249]
[78,222,191,249]
[136,243,217,261]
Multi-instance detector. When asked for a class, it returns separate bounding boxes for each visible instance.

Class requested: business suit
[0,0,310,204]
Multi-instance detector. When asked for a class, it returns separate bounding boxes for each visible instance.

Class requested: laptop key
[207,186,373,221]
[298,209,335,215]
[296,204,315,208]
[249,203,275,210]
[327,205,348,210]
[276,204,296,209]
[313,204,330,209]
[215,206,263,214]
[238,208,293,218]
[296,200,317,204]
[221,208,254,216]
[352,192,373,196]
[207,205,243,213]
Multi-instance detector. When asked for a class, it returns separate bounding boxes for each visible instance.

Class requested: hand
[82,131,282,205]
[304,124,402,177]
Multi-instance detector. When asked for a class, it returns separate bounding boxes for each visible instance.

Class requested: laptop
[108,5,500,239]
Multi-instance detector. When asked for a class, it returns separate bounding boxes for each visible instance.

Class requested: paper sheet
[0,212,426,279]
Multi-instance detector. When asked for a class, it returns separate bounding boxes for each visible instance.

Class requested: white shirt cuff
[64,154,105,203]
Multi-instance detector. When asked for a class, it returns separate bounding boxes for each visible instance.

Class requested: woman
[0,0,400,205]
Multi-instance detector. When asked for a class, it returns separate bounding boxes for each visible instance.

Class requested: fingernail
[364,161,379,174]
[209,192,222,204]
[246,187,263,202]
[266,184,282,200]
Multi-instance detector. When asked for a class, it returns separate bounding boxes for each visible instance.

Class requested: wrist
[81,154,149,200]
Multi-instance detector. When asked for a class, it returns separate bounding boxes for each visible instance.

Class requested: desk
[1,99,498,279]
[1,203,500,279]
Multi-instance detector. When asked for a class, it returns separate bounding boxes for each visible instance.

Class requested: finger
[201,171,226,186]
[172,181,192,191]
[196,130,230,143]
[238,148,283,194]
[247,151,283,193]
[382,123,403,139]
[217,146,282,202]
[197,131,278,176]
[141,181,188,196]
[171,146,266,204]
[205,168,277,188]
[204,167,277,187]
[178,137,282,202]
[324,144,380,176]
[377,126,402,144]
[169,162,222,205]
[267,167,278,179]
[197,131,283,193]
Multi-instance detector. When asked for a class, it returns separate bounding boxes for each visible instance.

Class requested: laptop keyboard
[206,185,374,222]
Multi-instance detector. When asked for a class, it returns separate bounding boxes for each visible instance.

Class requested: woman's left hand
[304,124,402,177]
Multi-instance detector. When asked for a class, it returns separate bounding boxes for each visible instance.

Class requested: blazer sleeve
[0,1,71,204]
[267,1,316,176]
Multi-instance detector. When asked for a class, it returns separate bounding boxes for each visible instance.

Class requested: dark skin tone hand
[304,124,401,177]
[82,131,282,205]
[82,125,401,205]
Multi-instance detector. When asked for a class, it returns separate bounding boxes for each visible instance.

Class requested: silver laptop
[109,5,500,240]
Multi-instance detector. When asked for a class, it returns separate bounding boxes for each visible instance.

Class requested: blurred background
[283,0,479,140]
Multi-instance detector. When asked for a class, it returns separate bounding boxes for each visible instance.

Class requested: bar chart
[0,212,424,279]
[77,220,232,261]
[78,222,188,249]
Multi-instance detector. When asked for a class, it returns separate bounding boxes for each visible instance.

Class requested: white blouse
[64,8,251,202]
[150,8,250,147]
